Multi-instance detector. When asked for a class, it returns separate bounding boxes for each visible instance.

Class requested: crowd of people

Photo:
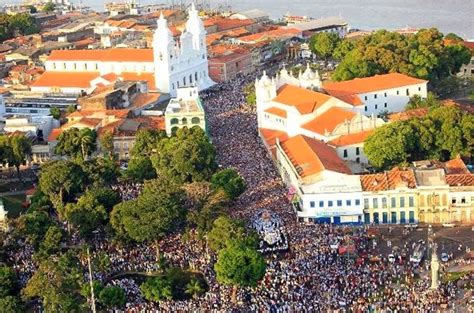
[3,70,470,311]
[111,182,143,201]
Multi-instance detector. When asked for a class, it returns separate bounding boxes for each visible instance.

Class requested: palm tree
[185,279,204,299]
[73,129,95,160]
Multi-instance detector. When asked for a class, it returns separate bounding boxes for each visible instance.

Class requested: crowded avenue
[5,72,472,311]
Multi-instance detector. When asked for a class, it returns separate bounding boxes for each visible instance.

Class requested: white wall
[357,82,428,115]
[336,144,368,164]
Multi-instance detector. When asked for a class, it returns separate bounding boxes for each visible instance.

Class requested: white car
[442,223,456,228]
[441,253,449,262]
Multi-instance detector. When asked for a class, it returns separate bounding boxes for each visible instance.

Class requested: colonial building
[256,68,385,167]
[323,73,428,116]
[31,4,214,96]
[164,86,206,136]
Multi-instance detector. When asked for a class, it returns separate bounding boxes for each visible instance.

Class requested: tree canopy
[364,105,473,170]
[151,127,217,184]
[110,179,185,243]
[0,134,32,181]
[211,168,246,200]
[0,13,38,41]
[332,29,471,84]
[55,128,97,160]
[309,32,341,60]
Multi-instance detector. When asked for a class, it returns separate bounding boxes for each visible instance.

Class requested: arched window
[170,118,179,125]
[191,117,200,124]
[171,126,179,135]
[172,83,175,90]
[183,77,186,85]
[189,74,193,84]
[195,72,198,81]
[181,118,188,124]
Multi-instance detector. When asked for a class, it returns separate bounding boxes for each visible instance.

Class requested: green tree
[42,1,55,12]
[207,216,249,252]
[333,39,354,61]
[0,296,22,313]
[66,105,76,114]
[151,127,217,184]
[16,211,53,248]
[184,182,227,235]
[38,225,63,255]
[126,156,157,182]
[309,32,341,60]
[243,83,256,105]
[214,239,266,302]
[184,278,204,299]
[131,129,166,157]
[64,192,107,237]
[140,276,173,302]
[0,265,17,297]
[55,128,96,160]
[50,107,61,120]
[364,122,417,170]
[22,251,85,312]
[8,13,38,36]
[211,168,246,200]
[27,5,38,14]
[81,157,119,187]
[110,179,185,243]
[98,131,114,158]
[0,134,32,182]
[39,160,85,211]
[405,92,440,110]
[98,286,126,309]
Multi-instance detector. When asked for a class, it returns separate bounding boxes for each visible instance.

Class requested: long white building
[31,4,214,96]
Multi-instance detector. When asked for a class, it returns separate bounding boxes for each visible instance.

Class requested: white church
[31,4,215,96]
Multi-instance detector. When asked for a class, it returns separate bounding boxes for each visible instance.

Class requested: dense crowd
[3,71,470,311]
[111,182,143,201]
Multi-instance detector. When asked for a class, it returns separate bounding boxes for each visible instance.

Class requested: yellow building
[165,86,206,136]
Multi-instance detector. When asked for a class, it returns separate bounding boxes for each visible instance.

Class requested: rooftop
[286,16,347,32]
[301,107,356,135]
[31,71,100,88]
[324,73,427,96]
[273,84,332,115]
[264,107,287,119]
[329,130,374,147]
[47,48,154,63]
[280,135,351,178]
[360,168,417,191]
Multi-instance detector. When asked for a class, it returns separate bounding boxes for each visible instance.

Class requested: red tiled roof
[388,107,429,122]
[47,48,154,62]
[360,168,417,191]
[329,130,374,147]
[273,84,332,115]
[259,128,289,147]
[445,174,474,187]
[31,71,100,88]
[443,158,469,175]
[264,107,287,118]
[324,73,427,95]
[238,27,301,43]
[280,135,351,177]
[119,72,156,90]
[301,107,356,135]
[130,93,161,109]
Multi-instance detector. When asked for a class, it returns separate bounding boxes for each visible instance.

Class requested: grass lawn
[1,194,27,218]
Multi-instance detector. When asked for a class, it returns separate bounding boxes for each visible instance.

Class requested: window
[319,201,324,207]
[396,90,400,95]
[406,88,409,96]
[374,94,377,99]
[373,198,378,209]
[384,102,387,108]
[382,197,387,208]
[346,200,351,206]
[328,201,333,207]
[364,96,367,101]
[170,118,179,125]
[364,199,369,209]
[451,198,457,204]
[310,201,315,208]
[172,83,175,90]
[384,92,387,97]
[355,147,360,155]
[337,200,342,206]
[409,196,414,207]
[375,104,378,110]
[181,118,187,124]
[364,106,367,112]
[191,117,200,124]
[73,63,77,70]
[343,149,348,158]
[391,197,396,208]
[356,157,360,163]
[355,199,361,206]
[400,197,405,208]
[418,87,421,91]
[84,63,88,70]
[461,197,466,204]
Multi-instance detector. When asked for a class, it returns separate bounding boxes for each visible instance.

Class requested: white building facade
[35,4,214,97]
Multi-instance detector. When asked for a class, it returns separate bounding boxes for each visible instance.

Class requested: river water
[31,0,474,39]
